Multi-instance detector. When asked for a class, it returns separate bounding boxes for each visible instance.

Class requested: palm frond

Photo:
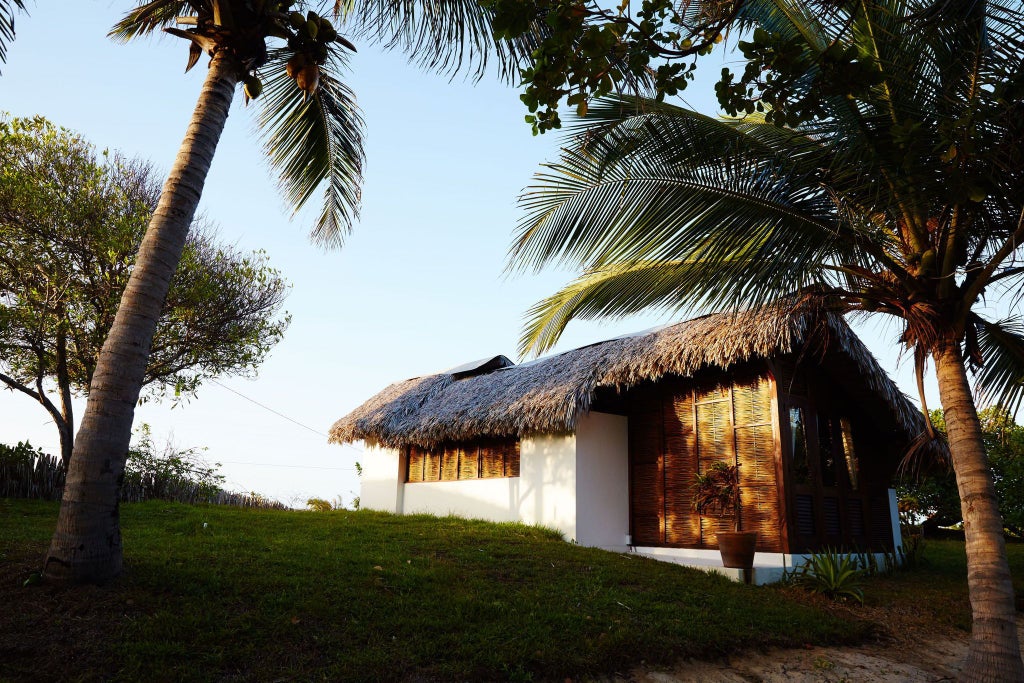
[257,48,365,247]
[109,1,203,42]
[519,259,811,356]
[511,101,846,283]
[0,0,25,67]
[974,315,1024,416]
[339,0,542,81]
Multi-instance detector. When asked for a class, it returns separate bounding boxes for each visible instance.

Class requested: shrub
[791,549,865,605]
[307,498,333,512]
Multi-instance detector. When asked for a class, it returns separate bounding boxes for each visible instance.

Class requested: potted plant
[692,462,757,570]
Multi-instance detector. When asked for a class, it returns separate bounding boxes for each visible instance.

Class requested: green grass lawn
[0,499,1019,682]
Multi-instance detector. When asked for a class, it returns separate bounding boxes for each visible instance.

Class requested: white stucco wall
[357,432,580,541]
[355,414,629,550]
[574,412,630,550]
[402,478,519,522]
[358,445,402,513]
[518,432,578,540]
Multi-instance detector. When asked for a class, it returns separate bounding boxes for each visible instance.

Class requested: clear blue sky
[2,0,941,505]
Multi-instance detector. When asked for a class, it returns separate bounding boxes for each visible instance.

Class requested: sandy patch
[626,616,1024,682]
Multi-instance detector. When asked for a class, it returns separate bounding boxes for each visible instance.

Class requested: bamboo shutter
[629,386,664,545]
[440,446,459,480]
[407,447,425,483]
[424,448,442,481]
[481,442,505,478]
[504,440,521,477]
[628,372,782,552]
[663,386,699,545]
[733,377,782,551]
[696,387,734,548]
[406,439,519,482]
[458,445,479,480]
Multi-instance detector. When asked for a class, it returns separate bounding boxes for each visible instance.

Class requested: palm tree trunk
[42,51,239,584]
[934,340,1024,682]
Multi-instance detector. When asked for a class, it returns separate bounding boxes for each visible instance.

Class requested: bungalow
[329,308,922,583]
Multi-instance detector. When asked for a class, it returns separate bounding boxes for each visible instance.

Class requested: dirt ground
[625,616,1024,682]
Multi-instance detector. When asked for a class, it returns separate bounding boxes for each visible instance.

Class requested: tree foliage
[0,115,290,466]
[483,0,734,133]
[901,409,1024,537]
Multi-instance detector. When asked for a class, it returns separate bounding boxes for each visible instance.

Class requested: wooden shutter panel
[407,447,425,483]
[847,498,865,538]
[458,445,479,480]
[424,448,441,481]
[733,377,781,552]
[505,440,520,477]
[696,392,734,547]
[663,388,699,546]
[629,387,664,545]
[736,423,780,550]
[795,494,815,537]
[481,442,505,479]
[441,446,459,481]
[869,493,893,549]
[823,496,841,538]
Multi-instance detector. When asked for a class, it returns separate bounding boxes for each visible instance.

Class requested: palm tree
[42,0,537,585]
[509,1,1024,680]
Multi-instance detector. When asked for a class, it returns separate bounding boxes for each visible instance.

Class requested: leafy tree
[901,409,1024,538]
[0,116,289,470]
[42,0,538,585]
[507,1,1024,678]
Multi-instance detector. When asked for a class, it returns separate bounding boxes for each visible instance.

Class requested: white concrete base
[631,545,904,585]
[631,547,805,585]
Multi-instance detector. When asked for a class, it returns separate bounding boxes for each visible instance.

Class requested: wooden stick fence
[0,444,286,509]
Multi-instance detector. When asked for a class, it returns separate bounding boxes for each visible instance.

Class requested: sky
[1,0,943,506]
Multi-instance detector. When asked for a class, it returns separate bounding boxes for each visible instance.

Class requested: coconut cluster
[237,5,356,104]
[283,10,355,99]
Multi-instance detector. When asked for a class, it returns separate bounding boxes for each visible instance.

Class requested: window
[406,438,520,483]
[789,407,811,484]
[839,417,859,490]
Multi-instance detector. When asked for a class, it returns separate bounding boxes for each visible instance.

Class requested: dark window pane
[818,417,837,487]
[840,417,859,490]
[789,407,810,484]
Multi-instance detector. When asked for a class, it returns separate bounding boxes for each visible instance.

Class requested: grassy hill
[0,499,1018,681]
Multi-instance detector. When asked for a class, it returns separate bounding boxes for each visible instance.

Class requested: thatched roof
[330,308,923,449]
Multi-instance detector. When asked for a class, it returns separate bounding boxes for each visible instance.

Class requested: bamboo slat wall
[406,438,520,483]
[629,373,782,552]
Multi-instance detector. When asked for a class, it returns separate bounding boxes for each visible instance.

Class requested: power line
[207,378,364,453]
[210,378,328,437]
[216,459,355,471]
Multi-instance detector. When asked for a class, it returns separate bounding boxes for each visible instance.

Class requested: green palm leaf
[257,48,365,246]
[519,260,801,356]
[975,316,1024,416]
[0,0,25,68]
[109,1,202,42]
[339,0,542,81]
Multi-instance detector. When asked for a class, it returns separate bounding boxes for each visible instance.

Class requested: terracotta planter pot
[717,531,757,569]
